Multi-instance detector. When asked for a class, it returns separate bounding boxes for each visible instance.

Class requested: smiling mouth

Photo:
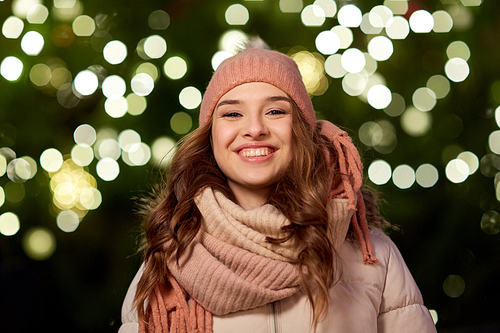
[239,147,274,157]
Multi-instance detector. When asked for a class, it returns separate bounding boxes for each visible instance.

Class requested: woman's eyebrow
[216,99,240,108]
[266,96,291,103]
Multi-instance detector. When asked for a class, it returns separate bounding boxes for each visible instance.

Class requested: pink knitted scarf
[140,184,359,333]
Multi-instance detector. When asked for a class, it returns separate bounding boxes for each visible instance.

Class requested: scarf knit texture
[140,46,378,333]
[141,188,354,333]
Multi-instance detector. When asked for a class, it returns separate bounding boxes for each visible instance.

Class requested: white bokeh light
[21,31,44,56]
[102,75,126,99]
[40,148,63,172]
[131,73,154,96]
[416,164,439,188]
[367,85,392,109]
[409,10,434,33]
[337,4,362,27]
[103,40,128,65]
[96,157,120,181]
[301,5,326,27]
[386,16,410,39]
[179,86,202,110]
[392,165,416,189]
[315,30,340,55]
[225,4,250,25]
[445,58,470,82]
[369,5,393,28]
[446,159,469,183]
[368,160,392,185]
[341,48,365,73]
[368,36,393,61]
[144,35,167,59]
[1,56,23,81]
[74,70,98,96]
[2,16,24,39]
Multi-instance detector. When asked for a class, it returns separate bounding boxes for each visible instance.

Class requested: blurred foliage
[1,0,500,332]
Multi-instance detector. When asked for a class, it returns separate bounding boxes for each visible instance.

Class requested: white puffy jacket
[119,228,437,333]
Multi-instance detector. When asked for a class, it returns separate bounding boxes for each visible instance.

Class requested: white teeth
[241,148,272,157]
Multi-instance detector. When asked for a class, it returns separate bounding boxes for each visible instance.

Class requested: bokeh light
[22,226,56,261]
[412,87,437,112]
[443,275,466,298]
[12,0,43,19]
[331,25,352,49]
[71,145,94,167]
[384,93,405,117]
[489,131,500,154]
[212,51,233,70]
[291,51,327,96]
[367,36,393,61]
[97,138,121,160]
[401,107,432,137]
[392,164,415,189]
[427,75,450,99]
[409,10,434,33]
[148,10,170,30]
[131,73,154,96]
[368,160,392,185]
[369,5,393,28]
[218,29,248,52]
[72,15,95,36]
[324,54,346,78]
[416,164,439,188]
[57,209,80,233]
[367,84,392,109]
[457,151,479,174]
[179,86,202,110]
[73,70,98,96]
[446,159,470,183]
[96,157,120,181]
[280,0,303,13]
[103,40,128,65]
[126,93,147,116]
[225,4,249,25]
[1,56,24,81]
[0,212,20,236]
[360,13,383,35]
[40,148,63,172]
[74,124,96,147]
[118,129,141,153]
[314,0,336,17]
[301,5,326,27]
[164,56,188,80]
[151,136,177,168]
[337,4,362,27]
[447,41,471,61]
[2,16,24,38]
[445,58,470,82]
[480,210,500,235]
[26,0,44,20]
[170,112,193,135]
[315,31,340,55]
[385,16,410,39]
[341,48,365,73]
[144,35,167,59]
[432,10,453,33]
[102,75,126,100]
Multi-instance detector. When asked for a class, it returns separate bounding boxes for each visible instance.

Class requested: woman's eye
[267,109,287,115]
[222,112,241,118]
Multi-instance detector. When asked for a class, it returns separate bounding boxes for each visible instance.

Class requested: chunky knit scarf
[140,188,354,333]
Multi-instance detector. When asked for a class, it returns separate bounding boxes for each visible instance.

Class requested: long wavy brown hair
[134,99,387,329]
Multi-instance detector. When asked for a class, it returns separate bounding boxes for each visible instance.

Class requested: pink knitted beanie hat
[199,46,378,265]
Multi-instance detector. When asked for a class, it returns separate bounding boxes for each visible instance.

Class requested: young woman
[118,41,437,333]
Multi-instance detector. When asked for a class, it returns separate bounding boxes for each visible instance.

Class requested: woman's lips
[234,143,277,161]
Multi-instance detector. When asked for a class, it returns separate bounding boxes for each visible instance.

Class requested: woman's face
[211,82,293,203]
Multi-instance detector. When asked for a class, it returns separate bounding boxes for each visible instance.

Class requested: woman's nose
[243,113,269,138]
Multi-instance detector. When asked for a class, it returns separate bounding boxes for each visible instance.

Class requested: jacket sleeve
[118,265,144,333]
[373,229,437,333]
